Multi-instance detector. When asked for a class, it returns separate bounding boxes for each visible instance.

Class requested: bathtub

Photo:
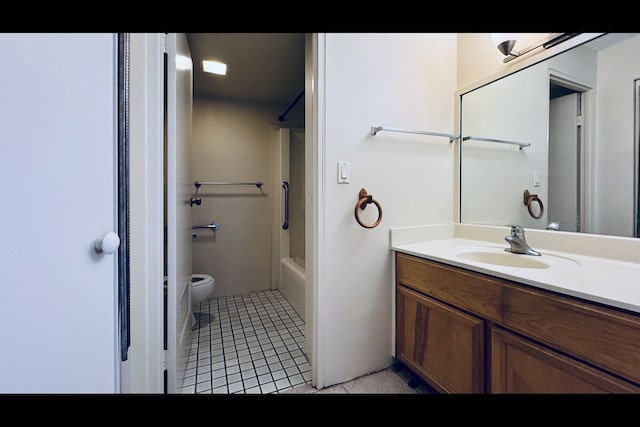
[279,256,305,319]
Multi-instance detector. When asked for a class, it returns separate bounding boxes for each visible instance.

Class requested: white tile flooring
[180,289,311,394]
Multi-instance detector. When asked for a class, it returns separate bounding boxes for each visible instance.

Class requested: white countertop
[390,224,640,314]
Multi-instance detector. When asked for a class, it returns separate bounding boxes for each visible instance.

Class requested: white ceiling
[183,33,632,109]
[186,33,305,107]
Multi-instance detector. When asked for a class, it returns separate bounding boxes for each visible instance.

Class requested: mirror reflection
[460,33,640,238]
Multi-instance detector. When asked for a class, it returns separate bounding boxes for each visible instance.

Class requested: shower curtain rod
[278,89,304,122]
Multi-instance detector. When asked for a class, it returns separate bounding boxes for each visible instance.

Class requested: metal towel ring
[355,188,382,229]
[524,189,544,219]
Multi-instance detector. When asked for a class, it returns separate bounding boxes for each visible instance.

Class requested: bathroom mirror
[460,33,640,238]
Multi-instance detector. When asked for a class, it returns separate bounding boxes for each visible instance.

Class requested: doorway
[180,33,312,393]
[548,76,590,232]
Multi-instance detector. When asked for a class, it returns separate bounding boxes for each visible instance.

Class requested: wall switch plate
[533,170,541,187]
[338,161,350,183]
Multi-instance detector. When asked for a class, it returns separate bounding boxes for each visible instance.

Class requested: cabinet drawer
[490,326,640,393]
[502,283,640,385]
[396,252,503,323]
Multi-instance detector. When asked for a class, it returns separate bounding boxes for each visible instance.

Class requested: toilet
[191,274,214,330]
[191,273,215,305]
[163,274,215,304]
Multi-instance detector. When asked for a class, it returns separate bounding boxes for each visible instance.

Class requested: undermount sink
[448,246,580,269]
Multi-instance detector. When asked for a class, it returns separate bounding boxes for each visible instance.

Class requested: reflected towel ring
[355,188,383,229]
[524,189,544,219]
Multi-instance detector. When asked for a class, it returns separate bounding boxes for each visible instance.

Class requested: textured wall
[314,33,457,387]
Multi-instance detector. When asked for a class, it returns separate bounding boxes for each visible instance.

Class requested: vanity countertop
[391,223,640,314]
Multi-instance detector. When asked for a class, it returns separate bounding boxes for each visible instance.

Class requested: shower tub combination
[279,256,305,319]
[273,126,306,320]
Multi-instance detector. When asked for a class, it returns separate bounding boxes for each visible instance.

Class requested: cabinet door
[490,326,640,393]
[501,283,640,384]
[396,285,484,393]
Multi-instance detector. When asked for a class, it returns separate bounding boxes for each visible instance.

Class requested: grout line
[187,289,311,394]
[187,290,432,395]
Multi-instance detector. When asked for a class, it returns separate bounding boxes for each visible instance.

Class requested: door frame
[548,70,593,233]
[635,77,640,237]
[126,33,166,394]
[126,32,321,393]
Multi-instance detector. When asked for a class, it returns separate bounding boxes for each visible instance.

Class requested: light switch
[338,161,350,183]
[533,170,541,187]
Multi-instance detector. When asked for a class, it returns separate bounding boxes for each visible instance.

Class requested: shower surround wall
[271,127,306,319]
[191,96,303,299]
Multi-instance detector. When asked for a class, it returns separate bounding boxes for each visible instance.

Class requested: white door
[165,33,193,393]
[0,34,120,392]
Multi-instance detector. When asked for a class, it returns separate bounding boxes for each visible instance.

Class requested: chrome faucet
[505,225,541,256]
[546,221,561,231]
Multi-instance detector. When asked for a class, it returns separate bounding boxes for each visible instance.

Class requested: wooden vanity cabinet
[395,252,640,393]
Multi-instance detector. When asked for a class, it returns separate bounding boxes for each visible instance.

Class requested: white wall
[314,33,457,388]
[165,33,195,393]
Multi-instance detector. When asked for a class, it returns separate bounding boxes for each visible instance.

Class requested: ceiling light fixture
[202,60,227,75]
[491,33,581,63]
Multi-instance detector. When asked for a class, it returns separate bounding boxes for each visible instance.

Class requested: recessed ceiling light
[202,60,227,75]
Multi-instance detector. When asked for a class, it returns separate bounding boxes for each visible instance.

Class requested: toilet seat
[191,273,213,287]
[190,273,215,306]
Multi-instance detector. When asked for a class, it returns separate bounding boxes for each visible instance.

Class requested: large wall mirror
[459,33,640,238]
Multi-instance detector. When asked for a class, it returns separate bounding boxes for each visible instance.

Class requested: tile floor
[180,289,310,394]
[180,289,434,395]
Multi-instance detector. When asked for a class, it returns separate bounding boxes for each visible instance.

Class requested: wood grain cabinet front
[490,325,640,393]
[500,283,640,385]
[396,285,484,393]
[395,251,640,394]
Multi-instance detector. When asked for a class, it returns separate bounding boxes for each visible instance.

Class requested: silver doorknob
[95,231,120,254]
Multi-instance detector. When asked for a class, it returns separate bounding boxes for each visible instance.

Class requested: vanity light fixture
[202,60,227,75]
[492,33,581,63]
[491,33,518,56]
